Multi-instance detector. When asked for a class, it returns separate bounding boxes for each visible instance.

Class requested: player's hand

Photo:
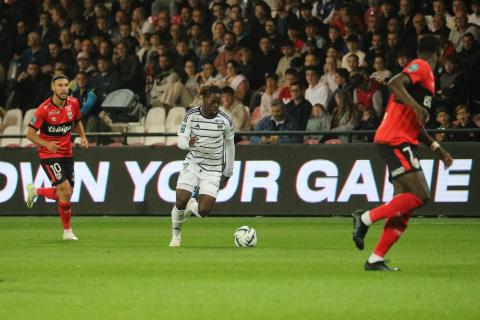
[44,141,60,153]
[415,107,429,126]
[189,136,197,147]
[220,176,230,189]
[437,147,453,169]
[80,137,89,148]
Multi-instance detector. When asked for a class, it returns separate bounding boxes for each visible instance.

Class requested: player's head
[51,74,69,101]
[417,34,442,64]
[200,84,222,117]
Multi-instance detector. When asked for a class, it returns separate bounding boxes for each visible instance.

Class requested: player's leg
[365,181,411,271]
[192,172,221,217]
[353,144,427,250]
[27,160,61,207]
[170,166,198,247]
[56,158,77,240]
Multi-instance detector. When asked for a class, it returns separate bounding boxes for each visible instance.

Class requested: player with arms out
[352,35,453,271]
[25,74,88,240]
[169,84,235,247]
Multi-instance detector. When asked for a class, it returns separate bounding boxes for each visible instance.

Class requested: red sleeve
[73,98,81,121]
[29,107,45,130]
[402,60,429,85]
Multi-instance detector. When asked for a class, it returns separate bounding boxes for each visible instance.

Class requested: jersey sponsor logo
[408,63,419,72]
[45,123,72,135]
[391,166,406,177]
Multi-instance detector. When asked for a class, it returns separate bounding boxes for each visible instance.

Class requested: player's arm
[26,126,59,152]
[177,112,196,150]
[387,73,429,125]
[221,122,235,188]
[74,120,89,148]
[419,127,453,168]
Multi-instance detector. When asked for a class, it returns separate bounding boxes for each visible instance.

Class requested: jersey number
[49,163,62,175]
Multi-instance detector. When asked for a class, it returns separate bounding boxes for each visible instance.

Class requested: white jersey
[178,106,234,173]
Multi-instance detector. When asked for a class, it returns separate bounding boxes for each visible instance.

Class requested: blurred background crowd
[0,0,479,145]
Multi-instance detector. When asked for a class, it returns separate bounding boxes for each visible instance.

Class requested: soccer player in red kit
[352,35,453,271]
[25,74,88,240]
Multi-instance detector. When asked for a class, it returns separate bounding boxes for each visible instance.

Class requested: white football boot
[26,183,38,208]
[63,229,78,241]
[169,235,181,247]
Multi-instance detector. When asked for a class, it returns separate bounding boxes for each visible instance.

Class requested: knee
[198,205,212,217]
[175,200,188,210]
[58,187,72,201]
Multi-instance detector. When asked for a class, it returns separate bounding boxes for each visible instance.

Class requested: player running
[169,84,235,247]
[25,74,88,240]
[352,35,453,271]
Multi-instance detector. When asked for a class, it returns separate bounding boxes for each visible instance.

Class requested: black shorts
[40,157,75,187]
[376,143,422,181]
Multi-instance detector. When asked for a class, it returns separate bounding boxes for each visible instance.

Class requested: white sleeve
[223,120,235,177]
[177,112,192,150]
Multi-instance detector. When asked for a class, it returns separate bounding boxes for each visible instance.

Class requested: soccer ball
[234,226,257,247]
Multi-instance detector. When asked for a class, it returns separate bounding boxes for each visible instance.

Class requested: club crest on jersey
[67,111,73,120]
[408,64,419,72]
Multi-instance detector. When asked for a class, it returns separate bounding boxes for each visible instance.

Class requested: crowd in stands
[0,0,479,146]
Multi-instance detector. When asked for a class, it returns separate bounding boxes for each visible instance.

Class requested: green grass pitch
[0,217,479,320]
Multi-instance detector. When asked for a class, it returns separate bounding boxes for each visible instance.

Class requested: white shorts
[177,162,222,198]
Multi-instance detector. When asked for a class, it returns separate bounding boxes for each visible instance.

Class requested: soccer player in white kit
[169,85,235,247]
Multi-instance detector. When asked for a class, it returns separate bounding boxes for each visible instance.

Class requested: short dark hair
[222,86,234,95]
[51,74,69,83]
[336,68,350,81]
[417,34,442,55]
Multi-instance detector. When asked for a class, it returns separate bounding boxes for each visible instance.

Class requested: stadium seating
[165,125,179,146]
[127,125,145,145]
[145,107,166,130]
[22,109,36,132]
[165,107,186,131]
[144,125,167,146]
[0,126,21,147]
[2,108,22,128]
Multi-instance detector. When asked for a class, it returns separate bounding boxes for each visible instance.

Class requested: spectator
[355,108,379,142]
[220,86,251,132]
[214,32,242,77]
[75,51,97,77]
[13,20,29,59]
[262,18,282,51]
[370,55,392,85]
[469,0,480,27]
[433,106,454,142]
[188,23,204,55]
[449,13,480,52]
[457,33,480,73]
[37,11,58,47]
[452,104,477,141]
[19,32,48,72]
[197,39,217,70]
[426,0,453,31]
[353,68,384,119]
[320,56,338,93]
[174,38,198,75]
[346,53,360,74]
[251,36,279,90]
[114,40,144,99]
[303,20,327,51]
[286,25,304,55]
[326,25,346,54]
[341,35,365,70]
[435,55,465,112]
[305,65,332,110]
[196,62,221,89]
[9,61,49,113]
[259,73,281,120]
[252,99,301,144]
[181,59,198,106]
[72,71,97,118]
[211,2,230,34]
[328,90,360,143]
[279,68,299,105]
[232,19,255,51]
[237,47,255,86]
[365,32,386,66]
[149,54,184,108]
[305,103,331,143]
[285,82,312,130]
[212,21,227,51]
[473,113,480,140]
[275,40,298,83]
[432,14,451,40]
[274,0,299,37]
[224,60,249,103]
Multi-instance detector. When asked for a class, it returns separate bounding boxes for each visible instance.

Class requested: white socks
[187,199,201,218]
[368,253,384,263]
[361,211,372,226]
[171,206,184,238]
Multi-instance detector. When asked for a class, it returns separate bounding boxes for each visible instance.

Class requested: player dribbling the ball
[169,84,235,247]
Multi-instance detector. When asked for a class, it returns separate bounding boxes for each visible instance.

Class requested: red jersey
[29,96,81,159]
[374,59,435,146]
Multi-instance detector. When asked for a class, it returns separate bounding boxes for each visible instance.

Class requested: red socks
[369,193,423,223]
[374,212,411,257]
[37,187,59,201]
[57,201,71,230]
